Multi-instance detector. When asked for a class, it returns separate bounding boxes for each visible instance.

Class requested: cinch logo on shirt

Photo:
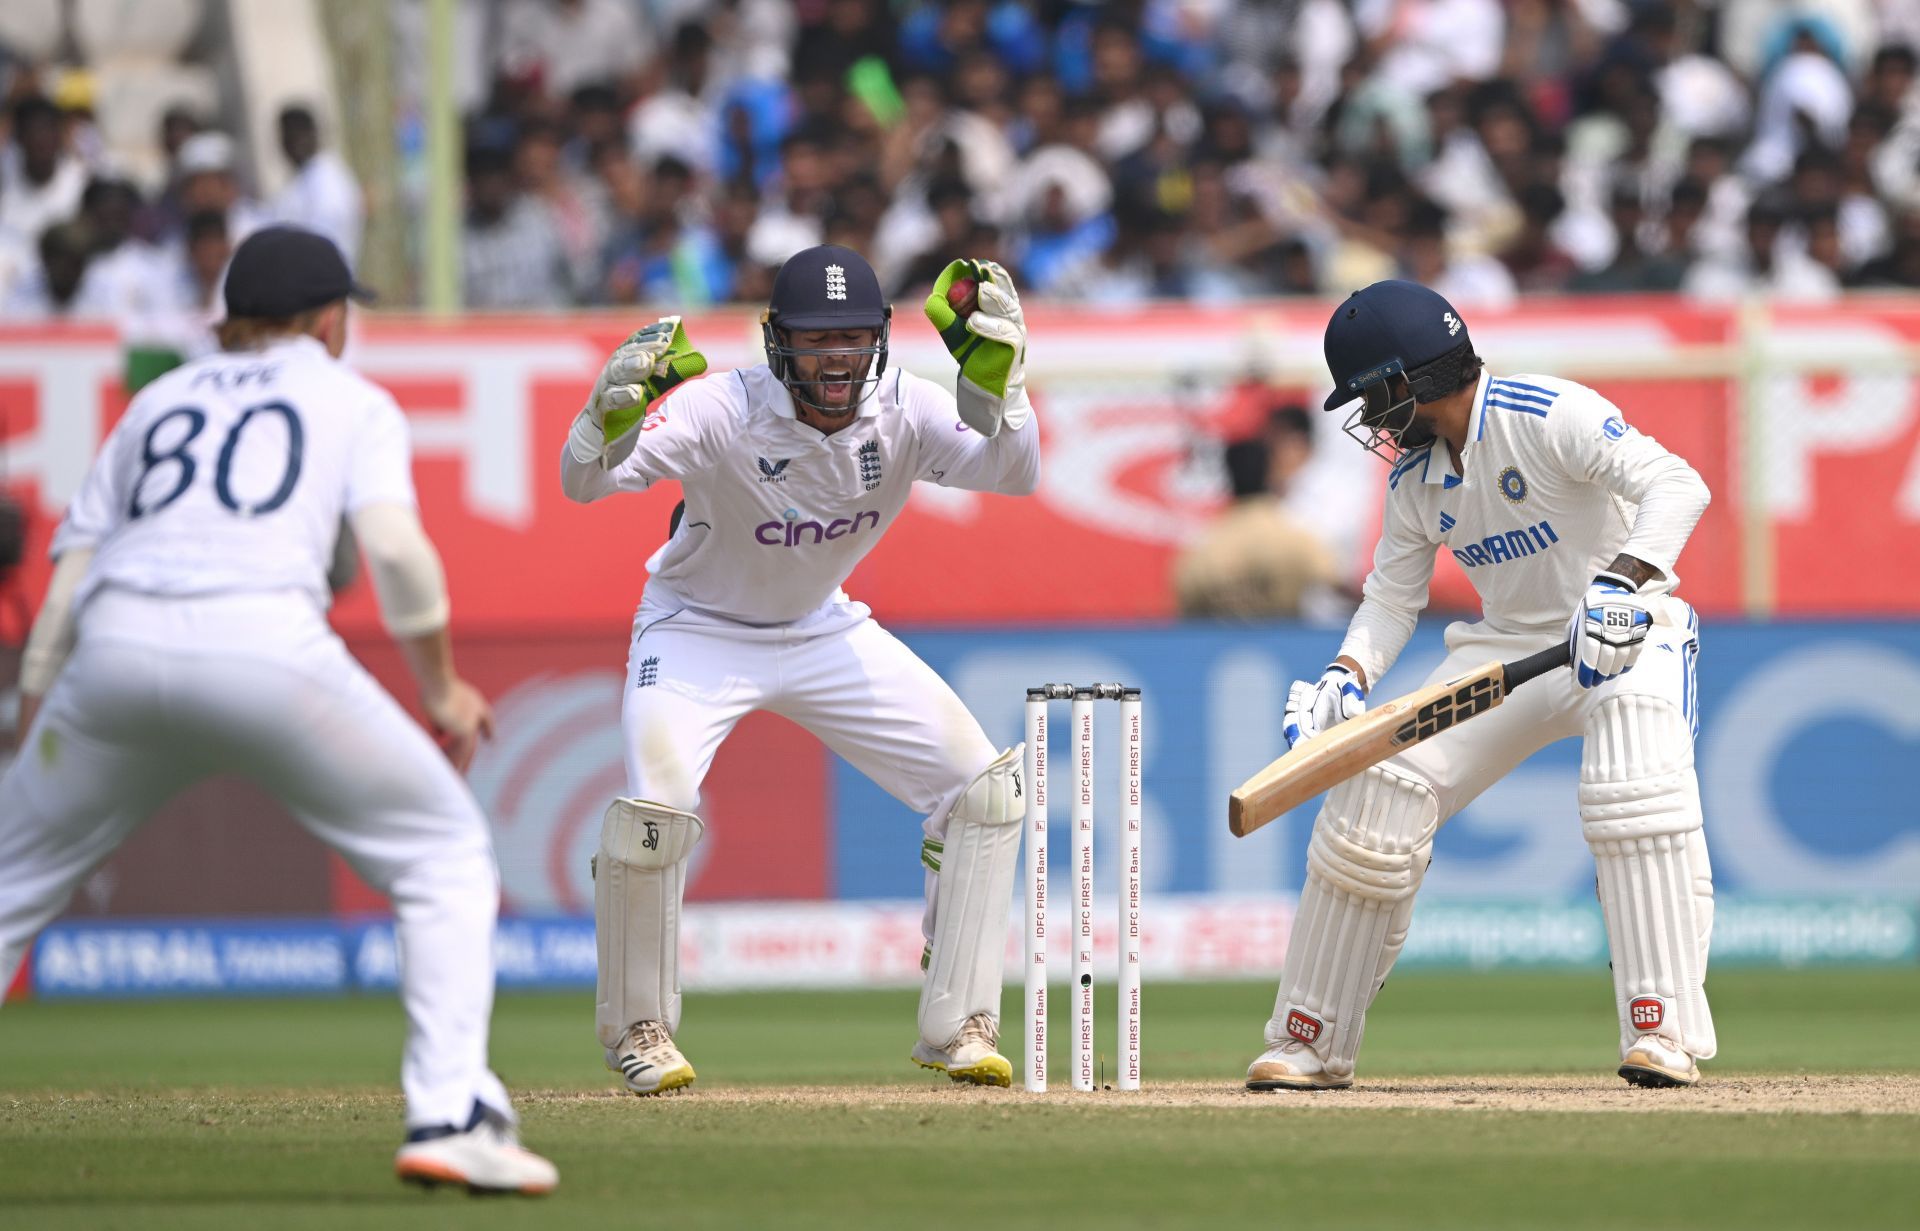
[754,509,880,546]
[1450,519,1559,568]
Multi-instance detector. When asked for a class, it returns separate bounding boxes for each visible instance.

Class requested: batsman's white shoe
[395,1117,558,1196]
[1619,1033,1701,1088]
[1246,1039,1353,1091]
[605,1019,696,1096]
[911,1012,1012,1087]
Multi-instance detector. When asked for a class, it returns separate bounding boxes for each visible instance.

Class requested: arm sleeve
[904,373,1041,495]
[560,378,730,503]
[345,390,420,512]
[347,501,450,638]
[1545,391,1711,580]
[1336,488,1437,688]
[18,547,93,696]
[51,413,138,557]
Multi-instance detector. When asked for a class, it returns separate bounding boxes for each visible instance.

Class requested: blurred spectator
[1,221,93,318]
[1173,408,1341,620]
[1569,182,1689,293]
[497,0,653,102]
[268,105,363,264]
[462,144,570,310]
[514,120,606,295]
[1401,198,1517,306]
[69,177,167,325]
[1502,183,1580,291]
[1742,23,1854,184]
[173,132,268,247]
[1,96,86,246]
[1685,192,1840,301]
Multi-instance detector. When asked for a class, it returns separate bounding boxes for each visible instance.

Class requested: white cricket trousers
[0,589,513,1130]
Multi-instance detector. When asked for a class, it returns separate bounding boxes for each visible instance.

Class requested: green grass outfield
[2,969,1917,1229]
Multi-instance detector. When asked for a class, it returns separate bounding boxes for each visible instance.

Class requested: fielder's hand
[586,316,708,444]
[423,677,495,774]
[1283,663,1366,750]
[1567,573,1653,688]
[924,259,1027,436]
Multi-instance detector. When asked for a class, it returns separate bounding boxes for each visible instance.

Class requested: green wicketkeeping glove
[587,316,709,444]
[924,260,1027,436]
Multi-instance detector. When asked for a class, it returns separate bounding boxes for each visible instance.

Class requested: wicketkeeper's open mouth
[820,371,853,405]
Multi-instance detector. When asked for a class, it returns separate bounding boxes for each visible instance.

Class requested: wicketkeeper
[560,245,1039,1092]
[1250,280,1716,1090]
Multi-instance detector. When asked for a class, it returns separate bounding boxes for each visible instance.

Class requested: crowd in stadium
[4,0,1920,331]
[460,0,1920,309]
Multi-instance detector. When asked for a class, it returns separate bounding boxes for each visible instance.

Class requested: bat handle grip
[1503,641,1573,692]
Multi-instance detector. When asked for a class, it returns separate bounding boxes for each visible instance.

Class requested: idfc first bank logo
[755,507,880,546]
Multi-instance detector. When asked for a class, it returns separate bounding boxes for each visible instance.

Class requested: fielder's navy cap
[1322,279,1469,411]
[223,225,374,318]
[768,244,888,330]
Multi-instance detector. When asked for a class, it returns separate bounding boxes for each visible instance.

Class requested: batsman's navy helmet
[1322,279,1479,459]
[763,244,891,414]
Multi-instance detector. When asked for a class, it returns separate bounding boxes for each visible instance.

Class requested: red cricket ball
[947,277,979,317]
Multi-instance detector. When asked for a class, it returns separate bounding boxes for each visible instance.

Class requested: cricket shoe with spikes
[395,1111,558,1196]
[605,1019,696,1096]
[910,1012,1012,1087]
[1619,1033,1700,1088]
[1245,1039,1353,1091]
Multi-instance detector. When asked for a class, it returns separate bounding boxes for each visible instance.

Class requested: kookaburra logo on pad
[825,264,847,300]
[641,821,660,851]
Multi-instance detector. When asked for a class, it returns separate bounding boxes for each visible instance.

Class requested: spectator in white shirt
[270,105,364,264]
[0,221,93,319]
[0,96,87,247]
[174,132,269,247]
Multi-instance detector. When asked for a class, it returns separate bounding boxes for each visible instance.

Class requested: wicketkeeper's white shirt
[1338,369,1710,686]
[561,364,1041,625]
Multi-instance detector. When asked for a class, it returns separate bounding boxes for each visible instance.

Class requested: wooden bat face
[1227,661,1509,837]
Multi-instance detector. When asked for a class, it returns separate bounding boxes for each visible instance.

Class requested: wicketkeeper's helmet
[762,244,891,415]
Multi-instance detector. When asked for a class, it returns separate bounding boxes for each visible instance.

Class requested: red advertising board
[3,299,1918,637]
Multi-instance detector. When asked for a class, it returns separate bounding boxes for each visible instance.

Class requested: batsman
[560,246,1037,1093]
[1248,280,1716,1091]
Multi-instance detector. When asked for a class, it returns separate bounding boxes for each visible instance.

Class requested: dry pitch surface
[540,1072,1920,1115]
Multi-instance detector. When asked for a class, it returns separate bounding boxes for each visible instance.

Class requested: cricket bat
[1228,643,1572,837]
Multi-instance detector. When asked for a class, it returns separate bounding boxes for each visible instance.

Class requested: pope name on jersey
[1249,280,1718,1095]
[560,246,1037,1093]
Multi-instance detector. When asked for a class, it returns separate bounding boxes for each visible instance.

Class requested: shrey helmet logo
[1443,311,1462,336]
[825,264,847,300]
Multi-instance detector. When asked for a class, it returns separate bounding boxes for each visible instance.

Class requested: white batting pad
[1268,759,1438,1077]
[1581,694,1717,1060]
[919,745,1026,1048]
[595,798,704,1047]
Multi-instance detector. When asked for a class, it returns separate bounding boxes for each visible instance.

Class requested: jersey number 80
[129,402,305,520]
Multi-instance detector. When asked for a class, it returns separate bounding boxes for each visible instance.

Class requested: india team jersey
[1337,369,1709,686]
[54,335,417,610]
[561,364,1040,624]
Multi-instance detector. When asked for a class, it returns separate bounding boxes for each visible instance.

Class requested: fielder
[561,245,1037,1093]
[1249,279,1715,1091]
[0,227,558,1193]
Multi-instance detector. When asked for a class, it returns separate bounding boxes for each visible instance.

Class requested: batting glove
[1567,572,1654,689]
[1283,663,1367,750]
[586,316,708,444]
[924,259,1028,436]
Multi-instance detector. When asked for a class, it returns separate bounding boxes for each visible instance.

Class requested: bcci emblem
[1498,465,1528,504]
